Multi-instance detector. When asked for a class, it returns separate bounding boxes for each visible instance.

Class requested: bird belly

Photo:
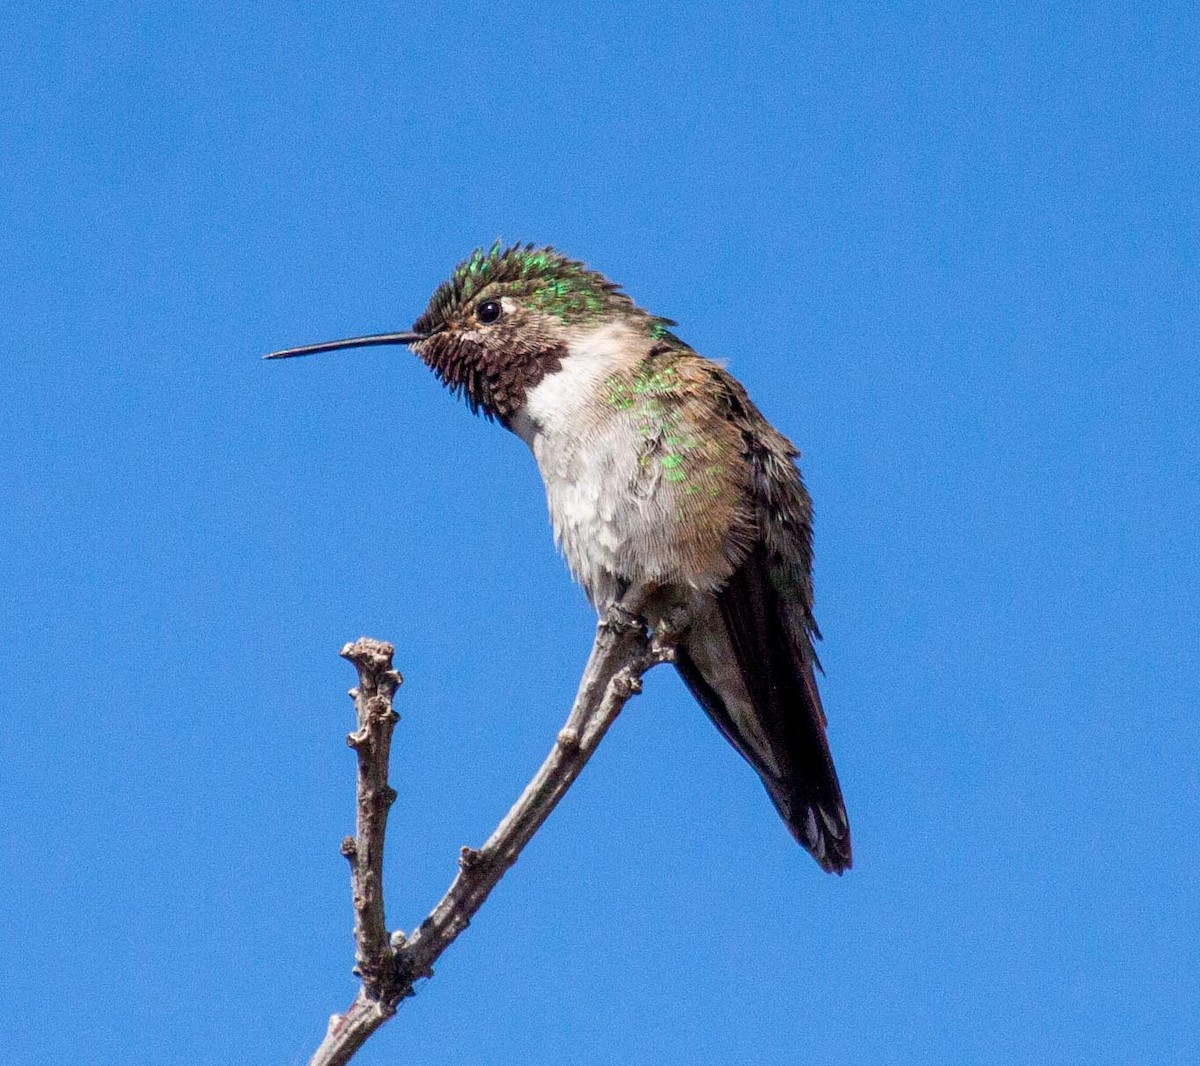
[531,420,686,605]
[513,409,729,608]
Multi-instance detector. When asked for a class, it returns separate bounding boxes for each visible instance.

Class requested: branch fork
[309,605,675,1066]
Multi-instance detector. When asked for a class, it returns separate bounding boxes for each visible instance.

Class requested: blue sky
[2,2,1197,1063]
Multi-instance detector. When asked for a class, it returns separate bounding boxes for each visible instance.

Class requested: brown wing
[675,366,852,872]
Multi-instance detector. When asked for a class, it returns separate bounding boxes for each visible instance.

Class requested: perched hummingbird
[268,243,852,873]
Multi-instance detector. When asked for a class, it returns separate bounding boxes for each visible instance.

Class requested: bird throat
[415,331,567,422]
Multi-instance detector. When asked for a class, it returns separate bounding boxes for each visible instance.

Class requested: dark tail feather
[675,551,852,873]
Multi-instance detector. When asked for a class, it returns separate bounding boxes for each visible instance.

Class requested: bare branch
[341,639,402,983]
[309,607,675,1066]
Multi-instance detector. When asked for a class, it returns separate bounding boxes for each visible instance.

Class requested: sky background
[2,2,1197,1064]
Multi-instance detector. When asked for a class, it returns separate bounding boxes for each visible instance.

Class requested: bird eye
[477,300,502,325]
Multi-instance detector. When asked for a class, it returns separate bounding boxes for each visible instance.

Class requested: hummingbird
[267,243,852,873]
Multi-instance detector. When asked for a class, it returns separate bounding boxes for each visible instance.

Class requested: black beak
[263,331,427,360]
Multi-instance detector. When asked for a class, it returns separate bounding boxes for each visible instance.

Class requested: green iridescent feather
[414,242,681,332]
[603,359,722,495]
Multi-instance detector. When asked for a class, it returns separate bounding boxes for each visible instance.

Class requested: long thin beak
[263,331,427,360]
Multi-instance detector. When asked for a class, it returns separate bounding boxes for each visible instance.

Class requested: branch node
[459,846,482,870]
[366,695,398,723]
[340,836,357,860]
[614,671,643,698]
[557,726,581,751]
[340,637,398,671]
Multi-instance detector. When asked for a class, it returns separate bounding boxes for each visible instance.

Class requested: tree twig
[309,606,675,1066]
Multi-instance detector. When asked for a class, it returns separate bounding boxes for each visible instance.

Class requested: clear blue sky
[2,3,1196,1064]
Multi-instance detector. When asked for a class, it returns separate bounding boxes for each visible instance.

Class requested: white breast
[509,322,631,440]
[509,323,676,605]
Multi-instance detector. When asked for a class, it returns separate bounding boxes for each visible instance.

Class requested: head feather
[412,242,673,333]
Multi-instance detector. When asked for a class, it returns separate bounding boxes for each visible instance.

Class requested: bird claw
[601,601,644,634]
